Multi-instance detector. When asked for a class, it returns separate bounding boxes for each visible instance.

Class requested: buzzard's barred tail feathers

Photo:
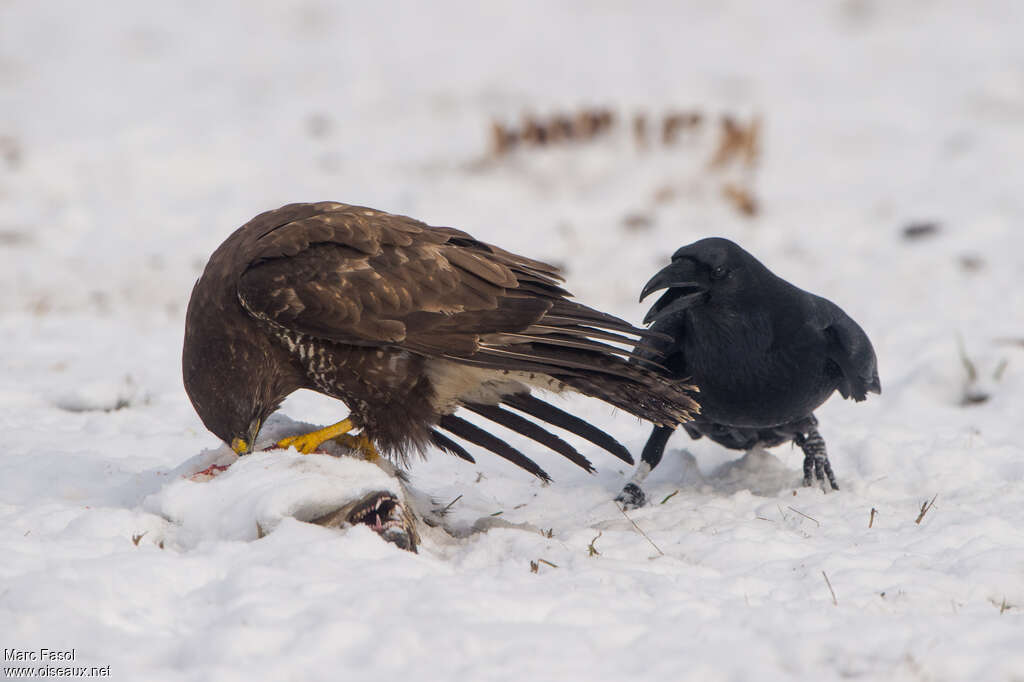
[489,332,663,369]
[559,370,700,428]
[501,393,634,465]
[462,402,595,473]
[438,414,552,482]
[527,323,654,349]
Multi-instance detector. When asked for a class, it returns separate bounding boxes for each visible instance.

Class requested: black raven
[616,237,880,508]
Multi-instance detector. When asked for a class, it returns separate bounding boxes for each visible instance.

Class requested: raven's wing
[814,297,881,401]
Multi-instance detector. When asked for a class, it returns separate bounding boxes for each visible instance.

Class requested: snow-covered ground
[3,1,1023,679]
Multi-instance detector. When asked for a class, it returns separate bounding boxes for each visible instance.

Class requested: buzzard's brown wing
[237,203,658,375]
[235,203,697,477]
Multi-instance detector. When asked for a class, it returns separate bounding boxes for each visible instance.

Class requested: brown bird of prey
[183,202,698,480]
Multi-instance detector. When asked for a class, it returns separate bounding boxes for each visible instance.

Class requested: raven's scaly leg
[616,425,674,509]
[795,428,838,491]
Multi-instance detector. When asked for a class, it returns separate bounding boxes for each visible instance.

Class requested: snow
[2,0,1023,679]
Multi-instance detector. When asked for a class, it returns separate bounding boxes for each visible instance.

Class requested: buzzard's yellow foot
[333,432,380,462]
[277,418,355,454]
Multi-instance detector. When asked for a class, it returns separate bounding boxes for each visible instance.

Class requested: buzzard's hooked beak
[640,259,708,324]
[231,419,263,455]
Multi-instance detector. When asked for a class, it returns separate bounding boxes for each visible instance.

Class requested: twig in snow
[787,506,820,527]
[490,510,504,517]
[869,507,878,528]
[915,494,938,524]
[588,532,602,557]
[616,503,664,556]
[957,335,990,405]
[989,597,1015,614]
[131,532,146,546]
[660,490,679,504]
[530,559,558,573]
[822,571,838,606]
[441,494,463,514]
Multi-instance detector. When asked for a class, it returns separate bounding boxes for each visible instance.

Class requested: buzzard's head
[182,270,300,456]
[182,323,269,455]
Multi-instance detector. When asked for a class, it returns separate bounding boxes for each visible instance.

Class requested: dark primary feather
[501,393,634,464]
[618,237,879,504]
[462,402,595,473]
[438,414,552,482]
[183,202,698,481]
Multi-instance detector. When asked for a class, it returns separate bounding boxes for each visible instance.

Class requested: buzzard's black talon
[615,482,647,510]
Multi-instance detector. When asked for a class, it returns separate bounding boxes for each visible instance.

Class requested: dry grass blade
[441,494,463,513]
[822,571,838,606]
[915,494,938,524]
[721,183,759,217]
[588,531,602,557]
[869,507,877,528]
[616,503,664,556]
[787,506,820,527]
[660,490,679,505]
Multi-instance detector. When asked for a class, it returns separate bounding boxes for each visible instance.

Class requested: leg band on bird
[616,425,675,509]
[795,428,838,491]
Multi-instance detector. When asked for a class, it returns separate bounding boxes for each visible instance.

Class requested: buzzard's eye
[711,266,727,280]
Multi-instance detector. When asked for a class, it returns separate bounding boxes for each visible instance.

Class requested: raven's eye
[711,266,727,280]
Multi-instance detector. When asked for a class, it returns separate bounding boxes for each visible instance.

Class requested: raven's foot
[615,482,648,510]
[795,429,839,492]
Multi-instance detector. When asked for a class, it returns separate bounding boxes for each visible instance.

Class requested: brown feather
[185,201,698,480]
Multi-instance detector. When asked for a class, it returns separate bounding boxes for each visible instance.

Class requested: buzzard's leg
[332,432,381,462]
[277,418,356,454]
[794,428,839,492]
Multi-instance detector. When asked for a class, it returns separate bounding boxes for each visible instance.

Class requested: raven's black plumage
[617,237,880,508]
[183,202,699,482]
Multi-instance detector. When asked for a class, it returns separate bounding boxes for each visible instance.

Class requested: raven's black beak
[640,259,702,301]
[640,259,707,324]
